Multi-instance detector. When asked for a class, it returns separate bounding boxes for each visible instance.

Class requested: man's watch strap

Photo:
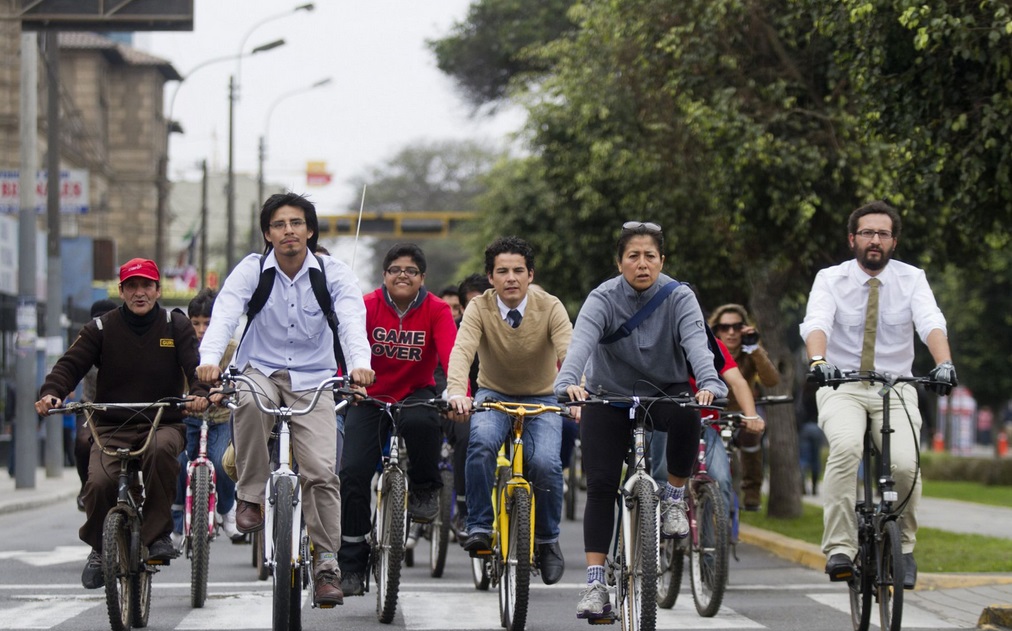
[809,355,826,366]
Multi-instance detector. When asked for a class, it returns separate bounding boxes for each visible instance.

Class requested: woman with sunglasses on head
[554,221,727,619]
[708,304,780,511]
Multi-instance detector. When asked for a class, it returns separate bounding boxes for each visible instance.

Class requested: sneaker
[340,571,365,597]
[314,570,344,606]
[408,488,439,523]
[219,506,242,541]
[576,581,611,618]
[149,534,178,561]
[170,531,185,552]
[661,498,689,539]
[405,523,424,550]
[81,549,104,589]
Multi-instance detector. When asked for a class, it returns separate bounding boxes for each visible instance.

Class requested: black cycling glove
[927,361,957,396]
[809,360,842,389]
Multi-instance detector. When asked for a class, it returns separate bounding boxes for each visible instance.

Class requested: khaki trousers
[817,381,922,559]
[233,368,341,573]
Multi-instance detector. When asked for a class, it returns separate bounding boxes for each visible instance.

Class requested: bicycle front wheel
[500,487,531,631]
[878,520,904,631]
[430,468,454,578]
[130,563,152,629]
[190,466,212,608]
[272,478,295,631]
[689,482,729,617]
[849,528,873,631]
[102,511,132,631]
[656,537,683,608]
[375,470,406,623]
[620,478,658,631]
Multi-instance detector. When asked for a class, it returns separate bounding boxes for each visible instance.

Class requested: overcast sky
[139,1,523,214]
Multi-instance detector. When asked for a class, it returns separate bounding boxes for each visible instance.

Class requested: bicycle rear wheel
[689,481,729,617]
[656,537,683,608]
[878,520,904,631]
[849,529,873,631]
[130,563,152,629]
[430,468,454,578]
[375,469,406,623]
[101,511,132,631]
[620,478,658,631]
[500,487,531,631]
[272,477,295,631]
[190,466,212,608]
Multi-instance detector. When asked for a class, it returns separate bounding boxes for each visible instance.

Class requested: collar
[383,285,428,317]
[497,294,528,320]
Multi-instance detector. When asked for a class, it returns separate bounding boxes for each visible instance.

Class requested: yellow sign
[306,161,332,187]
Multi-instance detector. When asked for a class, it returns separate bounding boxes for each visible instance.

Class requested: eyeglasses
[715,322,744,333]
[854,229,893,240]
[622,221,662,233]
[385,266,421,278]
[269,218,307,230]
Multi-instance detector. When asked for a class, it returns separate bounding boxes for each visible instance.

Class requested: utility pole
[225,76,236,273]
[199,160,208,289]
[15,32,39,489]
[43,30,63,478]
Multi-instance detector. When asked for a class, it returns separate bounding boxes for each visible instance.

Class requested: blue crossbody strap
[600,280,681,345]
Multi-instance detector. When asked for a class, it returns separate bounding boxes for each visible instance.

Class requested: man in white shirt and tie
[799,200,957,590]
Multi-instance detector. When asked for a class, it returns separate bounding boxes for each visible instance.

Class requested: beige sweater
[447,287,572,398]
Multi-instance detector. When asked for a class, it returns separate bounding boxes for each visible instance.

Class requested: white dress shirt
[200,251,372,390]
[799,258,947,376]
[496,295,528,323]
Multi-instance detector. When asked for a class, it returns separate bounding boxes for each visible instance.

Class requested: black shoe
[536,541,565,585]
[340,571,365,597]
[408,488,440,523]
[82,549,104,589]
[148,534,178,561]
[903,553,917,589]
[462,531,492,552]
[825,553,854,582]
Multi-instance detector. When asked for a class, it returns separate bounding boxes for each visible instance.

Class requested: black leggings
[581,387,701,554]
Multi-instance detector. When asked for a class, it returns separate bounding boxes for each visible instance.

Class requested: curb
[739,524,1012,591]
[979,606,1012,631]
[0,488,78,515]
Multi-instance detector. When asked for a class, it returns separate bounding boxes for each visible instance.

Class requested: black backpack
[238,253,348,375]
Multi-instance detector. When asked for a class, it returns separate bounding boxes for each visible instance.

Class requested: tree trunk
[748,266,803,519]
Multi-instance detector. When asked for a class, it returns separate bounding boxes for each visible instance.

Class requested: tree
[428,0,576,108]
[342,139,503,288]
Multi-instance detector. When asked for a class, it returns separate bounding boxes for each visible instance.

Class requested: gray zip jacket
[554,274,727,398]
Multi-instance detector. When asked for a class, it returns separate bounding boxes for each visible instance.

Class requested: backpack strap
[600,280,681,344]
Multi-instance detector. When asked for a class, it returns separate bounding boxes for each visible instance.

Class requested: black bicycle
[822,371,941,631]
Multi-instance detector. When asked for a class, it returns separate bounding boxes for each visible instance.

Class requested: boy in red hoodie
[338,243,457,595]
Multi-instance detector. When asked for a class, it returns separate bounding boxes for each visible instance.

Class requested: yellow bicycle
[469,400,571,631]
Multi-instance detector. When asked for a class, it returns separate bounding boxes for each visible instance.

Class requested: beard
[854,242,894,271]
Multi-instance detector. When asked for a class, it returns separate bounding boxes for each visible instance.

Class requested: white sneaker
[170,531,185,551]
[661,497,689,539]
[576,581,611,618]
[219,506,242,541]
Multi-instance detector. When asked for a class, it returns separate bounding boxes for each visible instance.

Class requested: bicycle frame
[183,413,217,541]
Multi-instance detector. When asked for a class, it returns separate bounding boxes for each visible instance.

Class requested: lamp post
[256,77,333,244]
[226,2,315,273]
[159,39,284,279]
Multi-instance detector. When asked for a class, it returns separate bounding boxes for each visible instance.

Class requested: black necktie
[507,309,522,328]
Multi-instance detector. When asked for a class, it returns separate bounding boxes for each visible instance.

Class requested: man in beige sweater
[447,236,573,586]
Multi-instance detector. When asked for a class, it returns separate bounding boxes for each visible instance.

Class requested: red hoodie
[364,286,457,401]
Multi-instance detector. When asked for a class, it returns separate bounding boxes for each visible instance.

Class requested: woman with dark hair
[555,221,727,619]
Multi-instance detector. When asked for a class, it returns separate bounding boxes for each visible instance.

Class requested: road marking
[399,590,500,629]
[656,602,766,628]
[0,596,98,629]
[807,593,961,628]
[176,592,285,630]
[0,547,89,567]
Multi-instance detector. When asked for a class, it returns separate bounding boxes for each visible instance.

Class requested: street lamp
[227,2,315,273]
[256,77,333,245]
[157,38,284,277]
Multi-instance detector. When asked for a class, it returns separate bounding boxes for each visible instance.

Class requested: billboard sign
[0,169,90,214]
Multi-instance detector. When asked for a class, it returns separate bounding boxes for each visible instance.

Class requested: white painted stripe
[399,590,501,630]
[175,591,292,630]
[655,601,767,629]
[807,592,960,628]
[0,597,99,629]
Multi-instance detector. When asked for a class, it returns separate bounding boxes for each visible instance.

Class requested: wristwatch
[809,355,825,365]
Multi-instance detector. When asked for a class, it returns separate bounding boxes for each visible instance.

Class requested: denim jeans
[465,389,563,544]
[172,417,235,533]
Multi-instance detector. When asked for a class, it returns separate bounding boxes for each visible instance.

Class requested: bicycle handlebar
[47,398,191,458]
[336,389,450,414]
[221,369,352,417]
[558,392,727,411]
[476,399,574,419]
[826,371,941,388]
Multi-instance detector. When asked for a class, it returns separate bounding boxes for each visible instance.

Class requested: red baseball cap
[119,258,160,283]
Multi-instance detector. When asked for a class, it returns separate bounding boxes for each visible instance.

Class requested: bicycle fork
[265,420,303,570]
[184,420,217,539]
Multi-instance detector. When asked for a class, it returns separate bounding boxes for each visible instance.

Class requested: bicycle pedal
[585,611,617,625]
[469,549,492,558]
[146,558,169,567]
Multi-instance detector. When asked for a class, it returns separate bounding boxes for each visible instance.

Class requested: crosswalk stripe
[807,593,961,628]
[399,590,500,630]
[176,592,283,630]
[0,596,99,629]
[655,602,767,629]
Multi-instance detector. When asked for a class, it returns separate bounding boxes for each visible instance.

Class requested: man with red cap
[35,258,209,590]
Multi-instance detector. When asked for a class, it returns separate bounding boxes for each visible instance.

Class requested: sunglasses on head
[622,221,662,233]
[715,322,745,333]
